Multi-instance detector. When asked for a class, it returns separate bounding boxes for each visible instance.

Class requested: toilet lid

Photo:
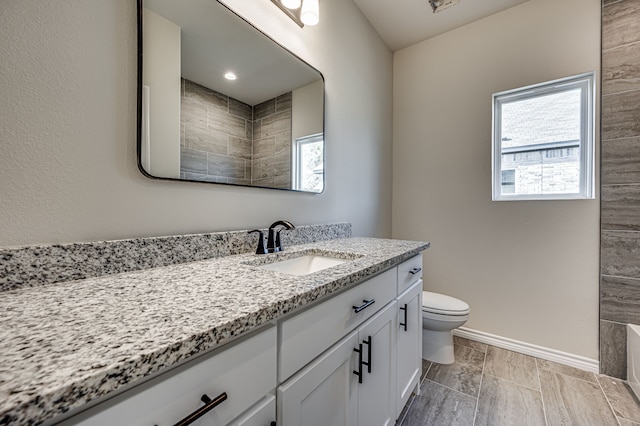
[422,291,470,315]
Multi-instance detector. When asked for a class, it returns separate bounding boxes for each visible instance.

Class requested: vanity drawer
[397,255,423,295]
[66,326,276,426]
[279,268,396,382]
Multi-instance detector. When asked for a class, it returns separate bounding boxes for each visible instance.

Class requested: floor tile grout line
[595,374,624,426]
[535,364,602,386]
[423,378,480,400]
[472,346,488,426]
[536,358,550,426]
[482,372,544,393]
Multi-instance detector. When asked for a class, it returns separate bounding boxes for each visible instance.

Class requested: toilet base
[422,329,455,364]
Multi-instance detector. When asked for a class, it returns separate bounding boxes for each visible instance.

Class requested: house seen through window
[492,73,595,200]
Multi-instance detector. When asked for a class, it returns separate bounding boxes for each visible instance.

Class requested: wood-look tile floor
[398,336,640,426]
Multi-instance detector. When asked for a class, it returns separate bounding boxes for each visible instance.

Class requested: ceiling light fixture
[224,72,237,80]
[271,0,319,27]
[300,0,319,26]
[428,0,460,13]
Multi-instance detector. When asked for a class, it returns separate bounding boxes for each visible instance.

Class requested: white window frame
[492,72,595,201]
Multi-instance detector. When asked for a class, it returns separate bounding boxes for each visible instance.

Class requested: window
[492,73,595,200]
[292,133,324,193]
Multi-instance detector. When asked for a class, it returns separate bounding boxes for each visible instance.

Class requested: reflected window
[293,134,324,193]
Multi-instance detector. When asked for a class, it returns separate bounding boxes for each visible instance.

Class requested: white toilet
[422,291,470,364]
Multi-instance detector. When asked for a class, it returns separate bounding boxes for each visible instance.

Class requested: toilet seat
[422,291,470,316]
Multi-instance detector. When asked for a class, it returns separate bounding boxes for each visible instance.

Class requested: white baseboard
[453,327,599,374]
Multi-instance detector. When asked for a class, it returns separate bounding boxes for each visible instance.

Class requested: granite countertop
[0,237,429,425]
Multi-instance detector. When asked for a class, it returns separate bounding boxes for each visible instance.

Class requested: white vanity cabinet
[56,254,425,426]
[61,326,277,426]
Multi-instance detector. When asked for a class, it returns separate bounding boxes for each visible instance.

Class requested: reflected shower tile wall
[600,0,640,379]
[0,223,352,292]
[252,92,292,188]
[181,78,253,182]
[180,79,293,186]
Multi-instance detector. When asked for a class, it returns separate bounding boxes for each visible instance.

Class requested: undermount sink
[257,254,349,276]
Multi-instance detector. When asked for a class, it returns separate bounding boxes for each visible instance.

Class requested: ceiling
[352,0,531,51]
[145,0,321,105]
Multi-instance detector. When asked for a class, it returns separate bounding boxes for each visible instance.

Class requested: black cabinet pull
[173,392,227,426]
[362,336,372,374]
[352,299,375,313]
[400,304,408,331]
[409,267,422,275]
[353,344,363,383]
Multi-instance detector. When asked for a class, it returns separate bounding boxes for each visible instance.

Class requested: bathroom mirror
[137,0,325,192]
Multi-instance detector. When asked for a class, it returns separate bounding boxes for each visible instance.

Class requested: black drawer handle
[363,336,372,374]
[400,304,408,331]
[353,299,375,313]
[173,392,228,426]
[409,267,422,275]
[353,343,363,383]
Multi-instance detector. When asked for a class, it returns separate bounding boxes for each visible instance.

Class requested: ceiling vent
[428,0,460,13]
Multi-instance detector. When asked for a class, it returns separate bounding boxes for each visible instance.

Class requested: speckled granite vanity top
[0,237,428,425]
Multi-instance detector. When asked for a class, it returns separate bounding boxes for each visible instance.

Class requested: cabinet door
[357,302,397,426]
[396,280,422,416]
[278,331,358,426]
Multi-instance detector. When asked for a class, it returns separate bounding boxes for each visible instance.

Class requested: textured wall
[0,0,392,247]
[600,0,640,379]
[393,0,601,360]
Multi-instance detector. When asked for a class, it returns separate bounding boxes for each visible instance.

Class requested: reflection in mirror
[138,0,325,192]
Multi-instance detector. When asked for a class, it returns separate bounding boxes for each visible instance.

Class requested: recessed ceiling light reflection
[224,72,237,80]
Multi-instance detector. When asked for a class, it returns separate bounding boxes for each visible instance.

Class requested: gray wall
[393,0,601,361]
[0,0,393,247]
[600,0,640,379]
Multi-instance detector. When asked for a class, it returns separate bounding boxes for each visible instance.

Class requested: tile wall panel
[602,0,640,50]
[180,79,293,186]
[601,184,640,230]
[601,0,640,379]
[601,276,640,323]
[601,89,640,141]
[602,41,640,96]
[600,320,628,379]
[601,231,640,278]
[602,137,640,184]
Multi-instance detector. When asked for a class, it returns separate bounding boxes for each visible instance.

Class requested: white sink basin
[257,255,348,276]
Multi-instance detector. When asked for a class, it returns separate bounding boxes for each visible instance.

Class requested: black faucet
[248,220,295,254]
[267,220,295,253]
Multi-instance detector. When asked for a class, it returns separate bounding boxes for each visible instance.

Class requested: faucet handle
[275,229,284,252]
[248,229,267,254]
